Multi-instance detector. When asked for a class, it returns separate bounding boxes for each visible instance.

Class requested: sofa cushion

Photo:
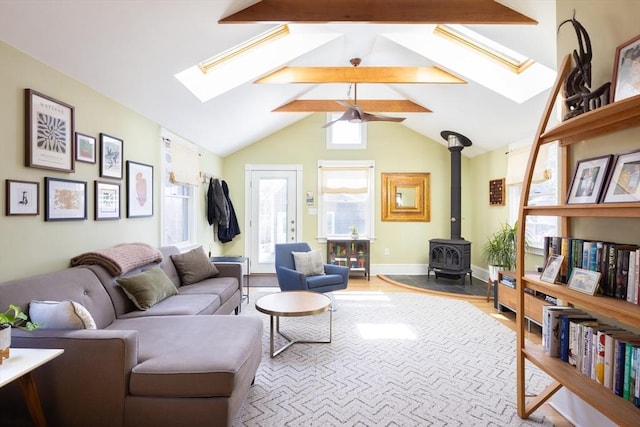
[292,249,325,276]
[108,315,263,398]
[29,300,97,329]
[170,246,219,286]
[178,276,238,305]
[117,294,221,318]
[116,268,179,310]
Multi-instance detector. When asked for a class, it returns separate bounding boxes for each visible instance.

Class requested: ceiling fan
[322,58,407,128]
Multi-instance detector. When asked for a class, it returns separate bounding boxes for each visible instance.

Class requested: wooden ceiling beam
[273,100,431,113]
[220,0,536,24]
[256,66,465,84]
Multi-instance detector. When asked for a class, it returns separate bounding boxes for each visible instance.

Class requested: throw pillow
[292,249,325,276]
[29,300,97,329]
[170,246,219,286]
[116,267,179,310]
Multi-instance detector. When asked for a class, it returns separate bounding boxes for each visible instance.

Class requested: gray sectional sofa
[0,245,263,427]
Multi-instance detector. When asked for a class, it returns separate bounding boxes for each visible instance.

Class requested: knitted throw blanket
[70,243,163,276]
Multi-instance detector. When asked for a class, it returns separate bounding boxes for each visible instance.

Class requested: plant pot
[488,265,504,282]
[0,324,11,364]
[351,232,359,240]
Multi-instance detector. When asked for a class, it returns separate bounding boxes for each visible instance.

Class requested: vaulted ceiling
[0,0,559,158]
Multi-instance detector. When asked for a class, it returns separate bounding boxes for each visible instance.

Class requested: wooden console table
[0,348,64,427]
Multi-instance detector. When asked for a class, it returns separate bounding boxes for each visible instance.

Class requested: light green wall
[223,113,468,266]
[0,41,223,281]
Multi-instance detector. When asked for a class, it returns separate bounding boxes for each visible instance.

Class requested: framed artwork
[6,180,39,216]
[611,33,640,102]
[568,268,601,295]
[381,172,430,222]
[75,132,96,163]
[45,177,87,221]
[566,155,613,204]
[126,161,153,218]
[95,181,120,220]
[489,178,505,205]
[601,149,640,203]
[100,133,123,179]
[540,254,564,284]
[25,89,75,172]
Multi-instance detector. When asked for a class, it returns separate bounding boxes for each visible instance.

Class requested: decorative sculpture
[558,14,611,120]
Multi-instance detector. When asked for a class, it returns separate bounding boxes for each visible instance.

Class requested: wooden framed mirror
[381,173,430,222]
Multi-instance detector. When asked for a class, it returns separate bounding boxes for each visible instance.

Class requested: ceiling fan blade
[322,106,362,127]
[361,112,406,123]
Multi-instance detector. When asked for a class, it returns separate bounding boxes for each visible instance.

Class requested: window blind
[168,140,199,186]
[506,143,551,185]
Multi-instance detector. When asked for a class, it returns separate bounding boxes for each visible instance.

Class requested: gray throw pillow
[170,246,219,286]
[292,249,325,276]
[116,267,179,310]
[29,300,97,329]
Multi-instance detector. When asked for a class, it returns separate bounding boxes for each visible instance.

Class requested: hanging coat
[207,178,216,226]
[218,180,241,243]
[213,178,230,228]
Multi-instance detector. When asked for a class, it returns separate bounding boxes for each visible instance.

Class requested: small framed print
[489,178,505,205]
[566,155,613,204]
[95,181,120,220]
[45,177,87,221]
[540,254,564,284]
[568,268,601,295]
[602,149,640,203]
[611,33,640,102]
[25,89,75,172]
[75,132,96,163]
[100,133,123,179]
[6,180,39,216]
[126,161,153,218]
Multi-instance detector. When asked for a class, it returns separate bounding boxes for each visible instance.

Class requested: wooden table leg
[17,372,48,427]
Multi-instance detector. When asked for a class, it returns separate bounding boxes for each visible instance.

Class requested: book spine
[628,254,637,304]
[582,240,591,272]
[596,329,607,384]
[589,241,598,272]
[615,339,626,396]
[617,249,630,300]
[605,333,616,390]
[624,342,635,400]
[561,237,570,283]
[599,242,610,295]
[608,245,619,297]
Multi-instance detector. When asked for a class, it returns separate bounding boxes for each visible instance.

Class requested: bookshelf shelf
[515,54,640,422]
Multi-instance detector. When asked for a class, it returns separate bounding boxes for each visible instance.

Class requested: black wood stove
[428,131,473,285]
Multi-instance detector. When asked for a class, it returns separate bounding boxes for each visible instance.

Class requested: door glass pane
[258,178,288,264]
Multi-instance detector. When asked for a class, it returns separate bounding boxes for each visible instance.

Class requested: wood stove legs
[427,267,473,286]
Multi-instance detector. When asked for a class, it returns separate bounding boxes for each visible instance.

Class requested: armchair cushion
[116,267,179,310]
[170,246,219,286]
[292,249,325,276]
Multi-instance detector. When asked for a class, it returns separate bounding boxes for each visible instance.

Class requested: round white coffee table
[255,291,332,357]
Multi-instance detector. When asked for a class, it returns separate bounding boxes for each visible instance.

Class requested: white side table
[0,348,64,427]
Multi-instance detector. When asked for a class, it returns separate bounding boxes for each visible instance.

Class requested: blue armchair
[274,242,349,293]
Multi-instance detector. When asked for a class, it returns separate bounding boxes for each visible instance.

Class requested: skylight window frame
[434,24,534,74]
[198,24,290,74]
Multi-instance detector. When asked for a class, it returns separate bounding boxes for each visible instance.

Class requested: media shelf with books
[496,271,553,328]
[326,239,370,280]
[515,53,640,426]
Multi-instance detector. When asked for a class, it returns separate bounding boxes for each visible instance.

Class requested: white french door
[244,165,302,274]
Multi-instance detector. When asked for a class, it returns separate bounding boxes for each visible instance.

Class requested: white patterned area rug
[234,290,553,427]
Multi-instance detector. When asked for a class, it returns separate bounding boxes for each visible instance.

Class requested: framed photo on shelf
[126,160,153,218]
[100,133,123,179]
[566,155,613,204]
[44,177,87,221]
[567,268,601,295]
[95,181,120,220]
[611,33,640,102]
[6,180,39,216]
[25,89,75,172]
[540,254,564,284]
[601,149,640,203]
[75,132,96,163]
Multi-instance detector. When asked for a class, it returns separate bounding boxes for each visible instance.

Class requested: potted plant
[0,304,39,363]
[482,222,524,281]
[349,225,359,239]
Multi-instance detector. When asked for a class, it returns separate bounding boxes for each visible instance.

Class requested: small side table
[210,256,250,308]
[0,347,64,427]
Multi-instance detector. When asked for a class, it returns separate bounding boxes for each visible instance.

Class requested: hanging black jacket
[218,180,241,243]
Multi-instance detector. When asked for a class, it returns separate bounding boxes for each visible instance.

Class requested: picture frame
[44,177,87,221]
[601,149,640,203]
[381,172,430,222]
[75,132,96,163]
[100,133,123,179]
[540,254,564,284]
[6,180,39,216]
[611,33,640,102]
[95,181,120,220]
[568,268,601,295]
[25,89,75,172]
[126,161,153,218]
[566,155,613,204]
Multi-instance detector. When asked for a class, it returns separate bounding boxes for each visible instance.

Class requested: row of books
[542,306,640,406]
[543,236,640,302]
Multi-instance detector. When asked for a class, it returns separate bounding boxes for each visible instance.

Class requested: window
[507,142,559,252]
[161,132,198,248]
[326,113,367,149]
[317,160,375,239]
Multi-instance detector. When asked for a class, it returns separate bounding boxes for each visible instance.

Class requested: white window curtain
[506,143,551,185]
[320,167,370,194]
[167,139,200,186]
